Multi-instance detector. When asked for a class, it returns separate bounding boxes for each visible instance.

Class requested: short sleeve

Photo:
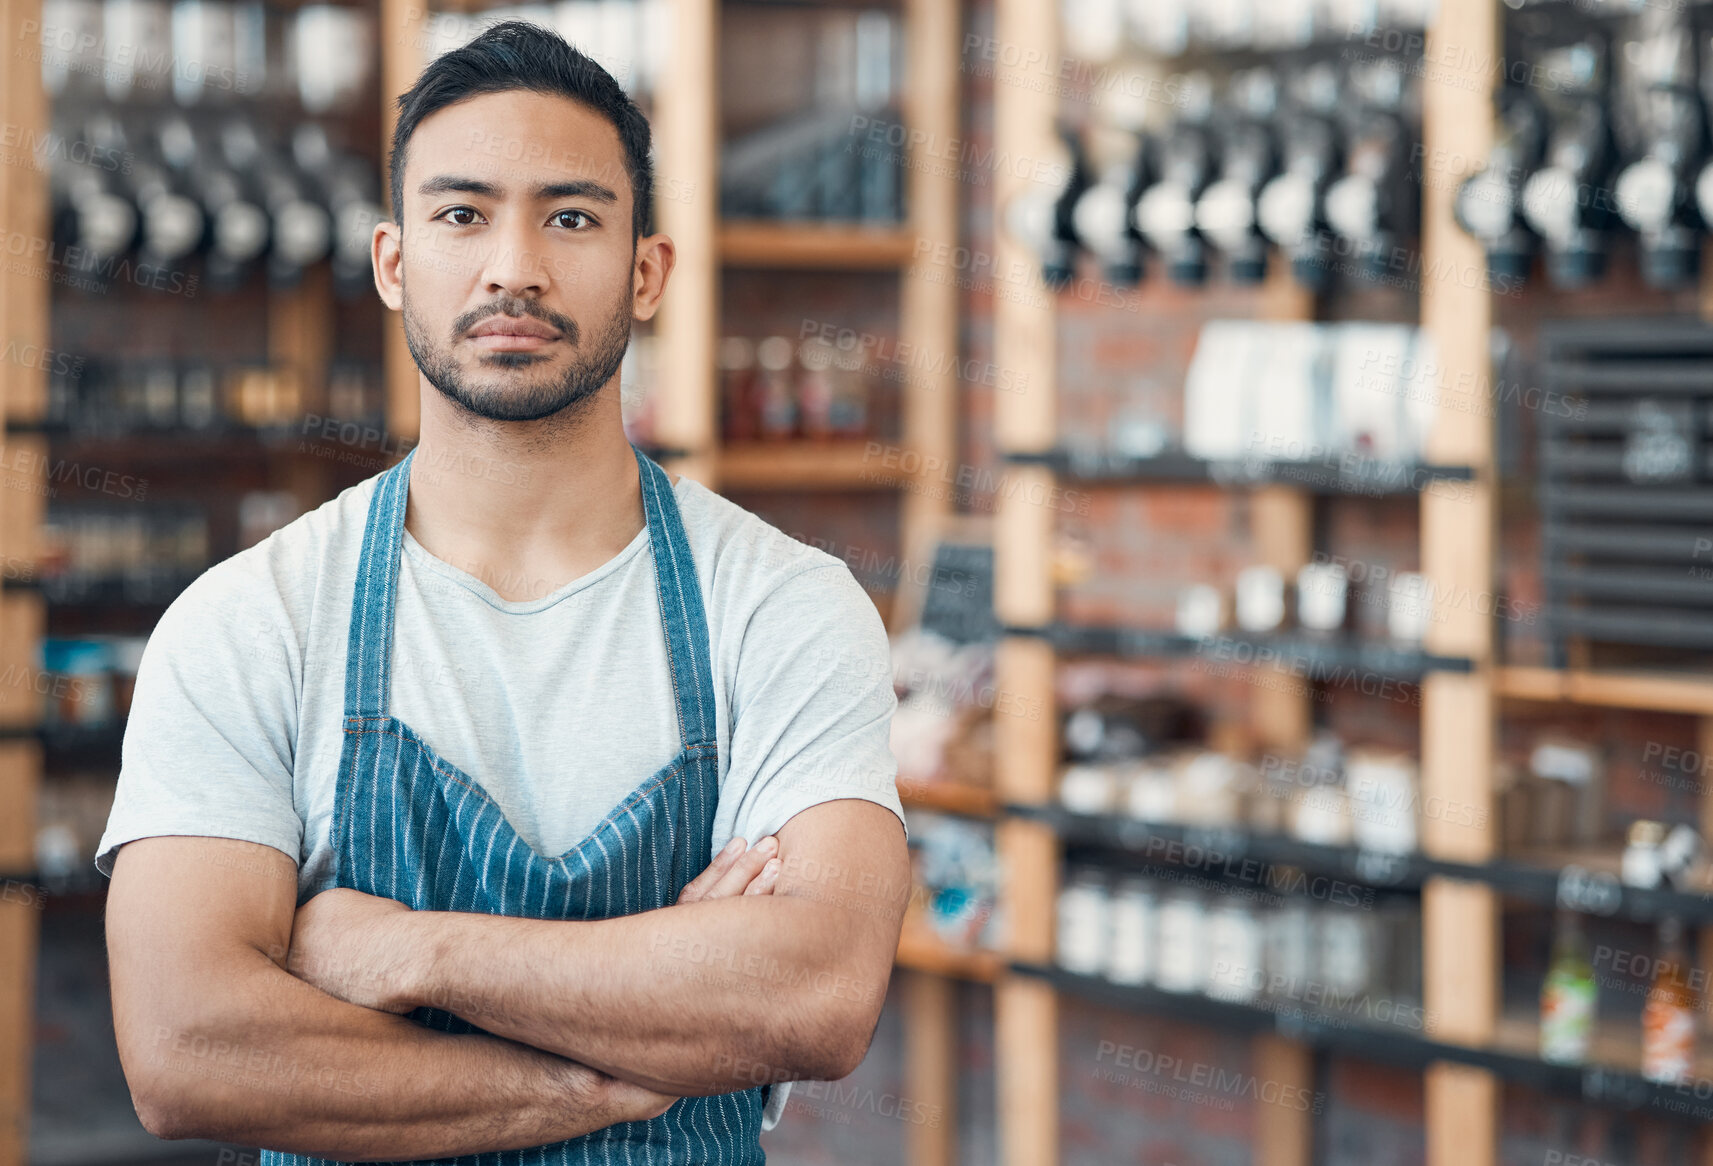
[95,554,304,876]
[722,564,904,845]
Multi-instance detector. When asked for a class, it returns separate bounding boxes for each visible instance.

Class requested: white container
[1059,763,1118,815]
[1153,888,1207,993]
[1176,583,1226,638]
[1123,762,1177,822]
[1292,782,1354,847]
[1346,751,1418,855]
[1205,899,1265,1002]
[1265,901,1314,1001]
[1387,572,1435,644]
[1236,565,1287,633]
[1317,909,1375,1000]
[1106,878,1158,986]
[1296,561,1349,632]
[1056,871,1111,976]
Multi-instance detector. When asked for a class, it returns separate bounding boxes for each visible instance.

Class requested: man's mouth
[466,315,562,351]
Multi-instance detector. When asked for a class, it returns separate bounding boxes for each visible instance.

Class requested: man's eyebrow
[417,175,620,204]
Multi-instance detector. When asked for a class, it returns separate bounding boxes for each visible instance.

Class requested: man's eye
[442,207,482,226]
[551,210,593,230]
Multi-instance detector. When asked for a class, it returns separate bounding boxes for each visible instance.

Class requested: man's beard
[402,286,633,423]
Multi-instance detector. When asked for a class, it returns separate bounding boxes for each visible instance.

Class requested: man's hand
[289,837,781,1013]
[288,888,420,1014]
[677,836,781,904]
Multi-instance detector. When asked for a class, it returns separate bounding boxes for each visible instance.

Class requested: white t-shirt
[96,467,905,1132]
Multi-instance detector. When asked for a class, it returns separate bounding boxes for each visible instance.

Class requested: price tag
[1581,1066,1649,1109]
[1352,848,1410,886]
[1557,865,1623,917]
[1183,826,1248,860]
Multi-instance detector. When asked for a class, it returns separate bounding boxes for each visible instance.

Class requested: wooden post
[991,0,1060,1158]
[896,6,964,1161]
[650,0,718,486]
[380,0,426,439]
[1418,3,1501,1165]
[0,0,48,1157]
[898,0,960,544]
[903,970,958,1166]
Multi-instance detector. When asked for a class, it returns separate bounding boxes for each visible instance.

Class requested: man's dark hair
[388,21,654,240]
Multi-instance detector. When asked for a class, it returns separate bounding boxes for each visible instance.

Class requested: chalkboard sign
[919,542,999,645]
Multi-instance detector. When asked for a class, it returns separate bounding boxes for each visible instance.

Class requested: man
[98,21,909,1163]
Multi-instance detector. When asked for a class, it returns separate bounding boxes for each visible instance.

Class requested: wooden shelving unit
[647,2,968,1164]
[983,1,1523,1164]
[0,0,48,1158]
[716,221,920,270]
[716,441,894,492]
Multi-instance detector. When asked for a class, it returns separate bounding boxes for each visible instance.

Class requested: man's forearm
[124,945,657,1158]
[390,895,890,1094]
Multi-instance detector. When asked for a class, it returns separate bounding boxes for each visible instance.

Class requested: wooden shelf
[717,441,896,491]
[896,923,1002,983]
[898,779,998,819]
[717,221,918,270]
[1496,666,1713,716]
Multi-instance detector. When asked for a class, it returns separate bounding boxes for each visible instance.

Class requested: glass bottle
[1642,916,1698,1084]
[1539,910,1595,1064]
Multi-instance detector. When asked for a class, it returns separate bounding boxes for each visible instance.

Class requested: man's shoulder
[671,474,853,594]
[165,473,377,631]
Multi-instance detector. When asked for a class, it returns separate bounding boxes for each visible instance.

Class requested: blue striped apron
[267,444,766,1166]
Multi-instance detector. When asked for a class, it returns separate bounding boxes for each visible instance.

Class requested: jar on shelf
[755,336,798,441]
[717,337,759,443]
[1204,895,1265,1002]
[1153,885,1208,993]
[1056,868,1111,976]
[1106,876,1157,986]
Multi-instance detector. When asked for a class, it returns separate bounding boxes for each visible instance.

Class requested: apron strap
[343,446,416,720]
[634,445,719,751]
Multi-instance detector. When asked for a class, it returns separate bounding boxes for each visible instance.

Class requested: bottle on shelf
[157,116,270,294]
[1522,36,1618,289]
[1641,916,1699,1084]
[1612,4,1706,289]
[1539,910,1596,1065]
[1001,127,1087,291]
[1069,128,1150,286]
[796,339,837,441]
[754,336,798,441]
[1195,68,1280,285]
[1257,62,1342,290]
[1323,58,1417,283]
[718,337,760,443]
[1134,73,1216,286]
[1453,85,1547,286]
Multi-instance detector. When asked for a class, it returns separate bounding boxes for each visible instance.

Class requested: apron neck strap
[634,445,718,750]
[344,446,415,719]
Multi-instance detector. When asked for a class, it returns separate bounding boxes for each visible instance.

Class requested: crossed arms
[106,798,909,1160]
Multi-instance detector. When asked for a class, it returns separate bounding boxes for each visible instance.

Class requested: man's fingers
[744,858,781,896]
[677,837,746,904]
[705,836,778,900]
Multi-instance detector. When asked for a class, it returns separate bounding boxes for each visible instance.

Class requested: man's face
[391,89,640,423]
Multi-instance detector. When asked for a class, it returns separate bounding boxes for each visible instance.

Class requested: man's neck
[402,379,646,604]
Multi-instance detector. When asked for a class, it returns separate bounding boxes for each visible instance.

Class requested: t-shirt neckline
[399,511,654,615]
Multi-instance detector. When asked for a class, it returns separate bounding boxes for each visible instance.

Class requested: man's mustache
[454,298,579,344]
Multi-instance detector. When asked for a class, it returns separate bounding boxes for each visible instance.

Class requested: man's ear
[373,220,404,311]
[632,232,675,322]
